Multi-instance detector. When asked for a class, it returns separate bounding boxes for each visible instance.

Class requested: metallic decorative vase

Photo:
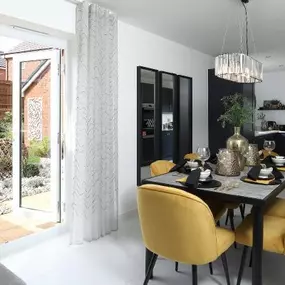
[227,127,249,171]
[245,144,260,166]
[216,148,241,176]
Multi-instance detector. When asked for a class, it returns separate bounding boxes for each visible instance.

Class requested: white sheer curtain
[71,1,118,244]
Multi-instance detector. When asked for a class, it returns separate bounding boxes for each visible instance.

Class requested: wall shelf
[258,108,285,111]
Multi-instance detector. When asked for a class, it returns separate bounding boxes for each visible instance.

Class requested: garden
[0,112,51,214]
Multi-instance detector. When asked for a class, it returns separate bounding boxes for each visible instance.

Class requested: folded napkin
[244,177,275,185]
[176,169,201,190]
[247,165,284,181]
[169,159,188,173]
[247,166,262,181]
[261,156,275,167]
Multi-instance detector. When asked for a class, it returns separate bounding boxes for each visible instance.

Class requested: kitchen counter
[255,130,285,137]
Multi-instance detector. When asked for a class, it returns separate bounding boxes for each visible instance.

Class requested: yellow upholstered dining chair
[138,184,235,285]
[150,160,176,177]
[184,153,200,160]
[263,198,285,217]
[261,149,279,159]
[235,214,285,285]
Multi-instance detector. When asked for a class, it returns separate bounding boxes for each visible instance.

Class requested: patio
[0,192,55,244]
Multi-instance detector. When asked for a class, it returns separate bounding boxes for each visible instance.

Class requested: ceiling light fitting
[215,0,263,84]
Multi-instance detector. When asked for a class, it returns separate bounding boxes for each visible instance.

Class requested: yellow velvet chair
[184,153,200,160]
[263,197,285,218]
[138,184,235,285]
[235,214,285,285]
[261,150,279,159]
[150,160,176,177]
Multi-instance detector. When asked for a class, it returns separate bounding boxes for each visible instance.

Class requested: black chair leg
[221,253,231,285]
[237,246,249,285]
[249,249,252,268]
[239,204,245,220]
[175,262,179,272]
[228,209,237,248]
[143,253,158,285]
[209,262,213,275]
[145,248,154,279]
[225,210,230,226]
[192,265,198,285]
[217,220,220,227]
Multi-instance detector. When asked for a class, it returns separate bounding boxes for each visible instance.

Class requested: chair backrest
[184,153,199,160]
[150,160,175,177]
[137,184,220,265]
[261,150,278,159]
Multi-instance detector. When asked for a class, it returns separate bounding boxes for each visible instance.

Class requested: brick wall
[0,68,6,81]
[0,80,12,119]
[6,58,42,82]
[23,66,50,146]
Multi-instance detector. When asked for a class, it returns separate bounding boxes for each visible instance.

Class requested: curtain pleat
[71,1,118,244]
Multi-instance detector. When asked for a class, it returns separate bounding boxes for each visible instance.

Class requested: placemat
[241,176,281,185]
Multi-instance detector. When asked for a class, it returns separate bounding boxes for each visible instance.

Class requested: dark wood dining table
[142,171,285,285]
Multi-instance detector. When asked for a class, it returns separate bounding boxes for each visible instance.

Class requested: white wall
[118,22,213,214]
[0,1,214,216]
[255,71,285,126]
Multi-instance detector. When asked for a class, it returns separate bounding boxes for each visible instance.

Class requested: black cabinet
[137,67,193,185]
[208,69,256,156]
[253,133,285,156]
[162,131,173,160]
[161,88,173,112]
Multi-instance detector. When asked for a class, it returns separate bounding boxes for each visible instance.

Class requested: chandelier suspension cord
[242,2,249,55]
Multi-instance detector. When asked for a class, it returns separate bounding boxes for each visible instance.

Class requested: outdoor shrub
[0,112,12,139]
[28,137,50,158]
[27,155,40,164]
[23,163,40,178]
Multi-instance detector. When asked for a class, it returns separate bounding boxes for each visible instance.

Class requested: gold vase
[226,127,249,171]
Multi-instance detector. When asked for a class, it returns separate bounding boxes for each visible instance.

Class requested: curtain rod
[65,0,84,5]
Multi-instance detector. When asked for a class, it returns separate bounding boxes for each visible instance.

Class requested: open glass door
[12,49,61,222]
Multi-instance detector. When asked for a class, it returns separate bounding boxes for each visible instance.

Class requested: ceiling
[93,0,285,72]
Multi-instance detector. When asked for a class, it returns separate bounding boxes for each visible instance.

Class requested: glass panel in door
[13,50,61,222]
[161,73,175,161]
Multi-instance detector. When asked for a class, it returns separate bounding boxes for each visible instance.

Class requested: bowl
[187,161,199,169]
[272,157,285,166]
[259,167,273,178]
[200,169,211,181]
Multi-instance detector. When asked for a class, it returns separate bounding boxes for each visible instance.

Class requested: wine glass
[196,147,211,167]
[263,140,276,156]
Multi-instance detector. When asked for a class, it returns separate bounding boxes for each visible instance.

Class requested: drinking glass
[263,140,276,156]
[196,147,211,167]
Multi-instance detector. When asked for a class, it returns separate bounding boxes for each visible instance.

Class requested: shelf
[258,108,285,111]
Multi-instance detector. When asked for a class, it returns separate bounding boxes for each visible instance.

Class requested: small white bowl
[200,169,211,181]
[259,167,273,178]
[187,161,199,169]
[272,157,285,166]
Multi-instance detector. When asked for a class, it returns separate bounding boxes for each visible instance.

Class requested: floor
[2,209,285,285]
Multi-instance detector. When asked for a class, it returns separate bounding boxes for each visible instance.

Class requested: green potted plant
[218,93,254,169]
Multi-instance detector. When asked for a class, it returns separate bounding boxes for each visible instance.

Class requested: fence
[0,80,12,119]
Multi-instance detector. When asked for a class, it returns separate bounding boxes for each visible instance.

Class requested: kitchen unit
[137,67,193,184]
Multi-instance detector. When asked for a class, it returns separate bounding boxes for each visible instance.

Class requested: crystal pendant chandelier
[215,0,263,83]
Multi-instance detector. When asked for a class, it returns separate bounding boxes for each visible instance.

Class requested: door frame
[12,49,61,222]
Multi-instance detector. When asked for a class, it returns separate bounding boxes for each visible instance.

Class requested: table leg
[252,206,263,285]
[145,248,154,279]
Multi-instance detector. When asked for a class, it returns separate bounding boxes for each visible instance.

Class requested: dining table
[142,170,285,285]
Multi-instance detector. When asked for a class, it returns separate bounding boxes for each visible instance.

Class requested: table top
[142,171,285,206]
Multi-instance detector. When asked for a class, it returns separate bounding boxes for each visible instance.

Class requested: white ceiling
[93,0,285,72]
